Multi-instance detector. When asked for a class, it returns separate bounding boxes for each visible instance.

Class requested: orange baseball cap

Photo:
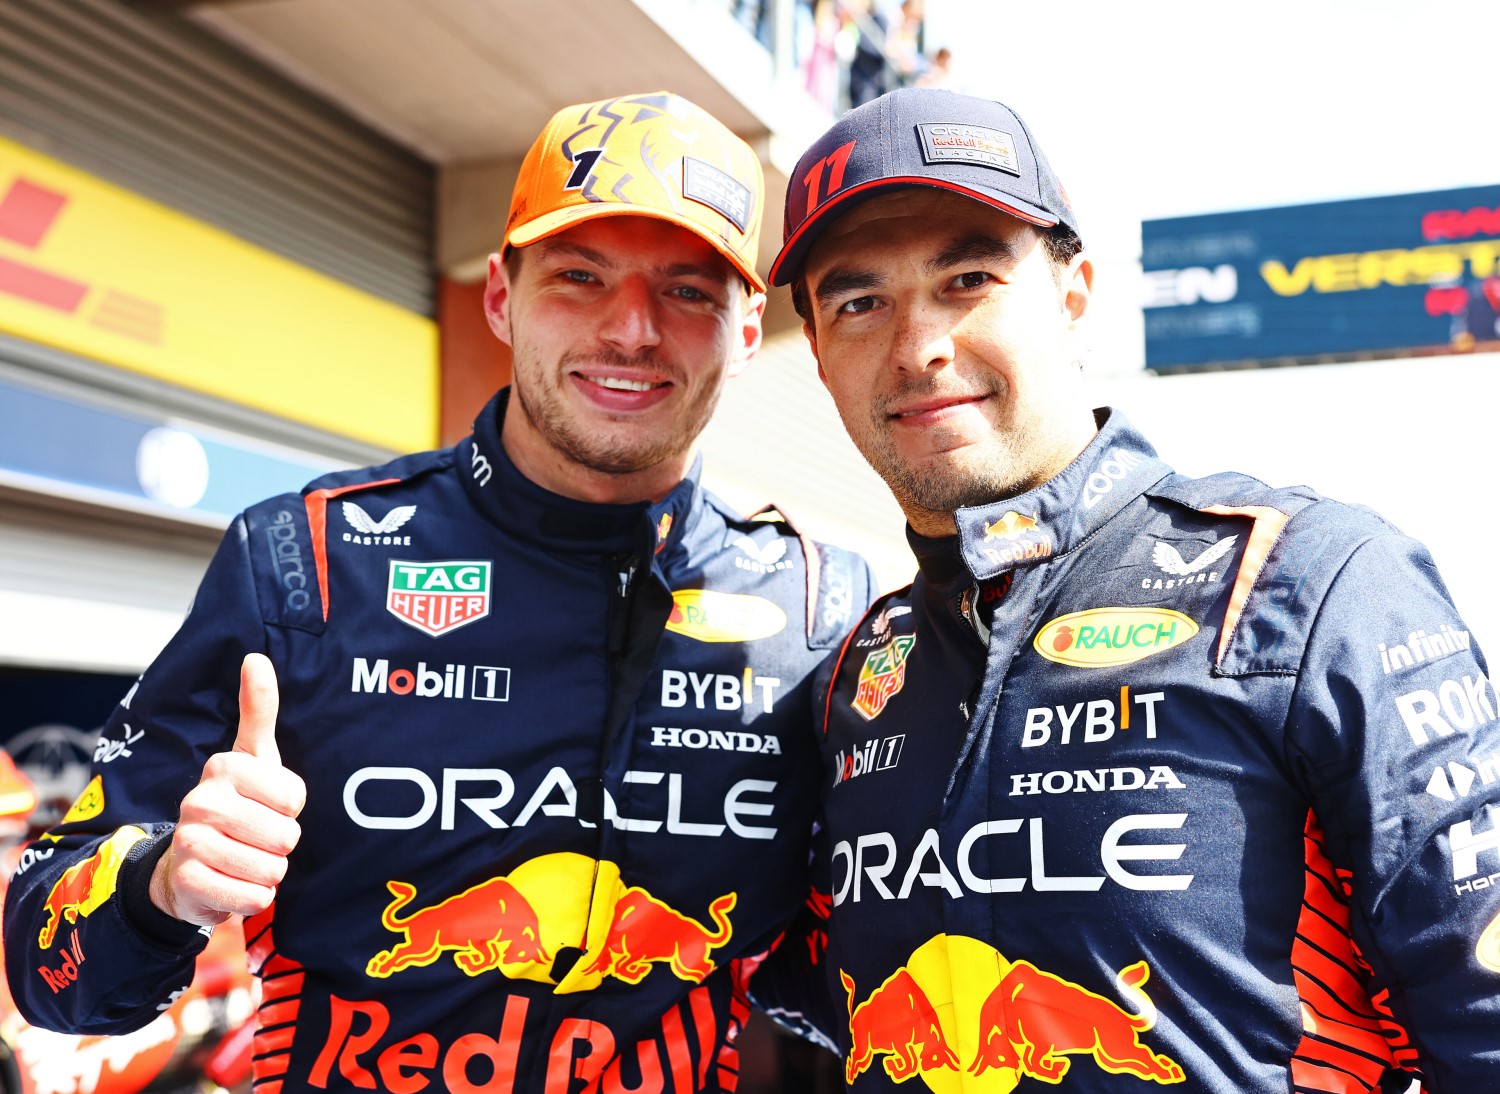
[504,92,766,291]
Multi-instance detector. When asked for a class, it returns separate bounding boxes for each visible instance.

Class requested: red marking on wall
[0,179,67,248]
[0,254,89,313]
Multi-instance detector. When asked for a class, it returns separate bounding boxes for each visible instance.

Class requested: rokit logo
[832,735,904,787]
[1394,673,1495,745]
[352,657,510,701]
[343,502,416,546]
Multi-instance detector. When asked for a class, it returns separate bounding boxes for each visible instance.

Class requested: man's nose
[890,302,956,375]
[597,276,662,354]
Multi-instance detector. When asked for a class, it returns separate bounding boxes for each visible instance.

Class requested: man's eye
[673,285,709,302]
[561,269,595,284]
[838,295,877,315]
[954,271,993,289]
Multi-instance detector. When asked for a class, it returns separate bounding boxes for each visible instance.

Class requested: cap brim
[508,203,767,293]
[769,177,1058,287]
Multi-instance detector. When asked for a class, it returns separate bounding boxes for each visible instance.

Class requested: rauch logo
[386,560,491,637]
[1034,608,1198,668]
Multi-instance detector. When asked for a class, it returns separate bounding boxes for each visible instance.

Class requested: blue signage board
[0,377,342,522]
[1142,186,1500,368]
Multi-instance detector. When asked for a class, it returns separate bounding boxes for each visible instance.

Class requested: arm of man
[746,814,842,1053]
[3,509,301,1034]
[1287,530,1500,1087]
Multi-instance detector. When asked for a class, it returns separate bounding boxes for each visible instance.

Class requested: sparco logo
[266,510,311,612]
[833,735,904,787]
[352,658,510,702]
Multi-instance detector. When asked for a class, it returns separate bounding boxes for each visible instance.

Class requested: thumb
[234,653,281,764]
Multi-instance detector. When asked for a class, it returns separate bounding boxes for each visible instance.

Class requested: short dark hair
[790,222,1084,324]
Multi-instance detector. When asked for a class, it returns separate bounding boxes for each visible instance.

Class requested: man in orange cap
[6,92,873,1091]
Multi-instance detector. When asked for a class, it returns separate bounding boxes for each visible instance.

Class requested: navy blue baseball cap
[770,87,1080,286]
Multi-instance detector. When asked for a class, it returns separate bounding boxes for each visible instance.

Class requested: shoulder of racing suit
[1144,470,1408,676]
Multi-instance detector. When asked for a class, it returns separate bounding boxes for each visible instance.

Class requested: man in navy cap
[756,87,1498,1092]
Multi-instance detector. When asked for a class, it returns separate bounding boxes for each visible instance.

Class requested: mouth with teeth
[581,375,666,392]
[570,370,674,410]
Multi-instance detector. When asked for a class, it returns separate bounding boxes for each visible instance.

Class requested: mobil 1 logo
[352,657,510,702]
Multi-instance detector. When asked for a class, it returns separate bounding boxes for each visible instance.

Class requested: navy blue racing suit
[755,408,1498,1092]
[4,389,875,1092]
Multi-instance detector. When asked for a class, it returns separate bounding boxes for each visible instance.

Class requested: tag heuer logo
[387,560,491,637]
[852,634,915,721]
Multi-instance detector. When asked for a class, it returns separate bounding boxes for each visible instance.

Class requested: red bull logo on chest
[853,634,916,721]
[840,935,1185,1091]
[365,853,737,995]
[386,560,491,637]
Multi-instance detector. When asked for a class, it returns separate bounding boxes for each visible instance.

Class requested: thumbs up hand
[151,654,307,926]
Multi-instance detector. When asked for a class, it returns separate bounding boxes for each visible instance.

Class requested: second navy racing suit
[757,408,1499,1092]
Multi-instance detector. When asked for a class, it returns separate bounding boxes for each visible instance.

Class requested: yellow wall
[0,136,437,452]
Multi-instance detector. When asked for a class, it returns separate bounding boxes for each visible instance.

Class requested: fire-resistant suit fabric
[754,409,1499,1093]
[4,389,875,1092]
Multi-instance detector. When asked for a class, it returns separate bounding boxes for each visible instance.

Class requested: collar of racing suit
[906,407,1174,586]
[457,387,704,560]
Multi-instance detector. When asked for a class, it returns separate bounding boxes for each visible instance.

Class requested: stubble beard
[510,337,724,478]
[856,376,1046,518]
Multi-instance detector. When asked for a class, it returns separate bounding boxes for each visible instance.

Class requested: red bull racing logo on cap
[841,935,1184,1090]
[853,634,915,721]
[366,853,736,994]
[386,560,491,637]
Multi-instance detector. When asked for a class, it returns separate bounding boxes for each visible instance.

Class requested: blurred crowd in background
[729,0,958,112]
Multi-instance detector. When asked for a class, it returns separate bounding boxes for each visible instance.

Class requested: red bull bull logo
[365,876,549,978]
[841,936,1185,1091]
[983,512,1038,541]
[842,967,959,1084]
[366,853,737,995]
[38,826,147,949]
[579,887,736,985]
[853,634,915,721]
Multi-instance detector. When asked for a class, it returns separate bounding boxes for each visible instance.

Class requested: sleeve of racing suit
[3,514,267,1034]
[746,812,841,1052]
[1285,531,1500,1090]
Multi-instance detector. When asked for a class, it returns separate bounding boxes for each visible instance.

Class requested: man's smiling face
[486,215,762,503]
[802,187,1095,534]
